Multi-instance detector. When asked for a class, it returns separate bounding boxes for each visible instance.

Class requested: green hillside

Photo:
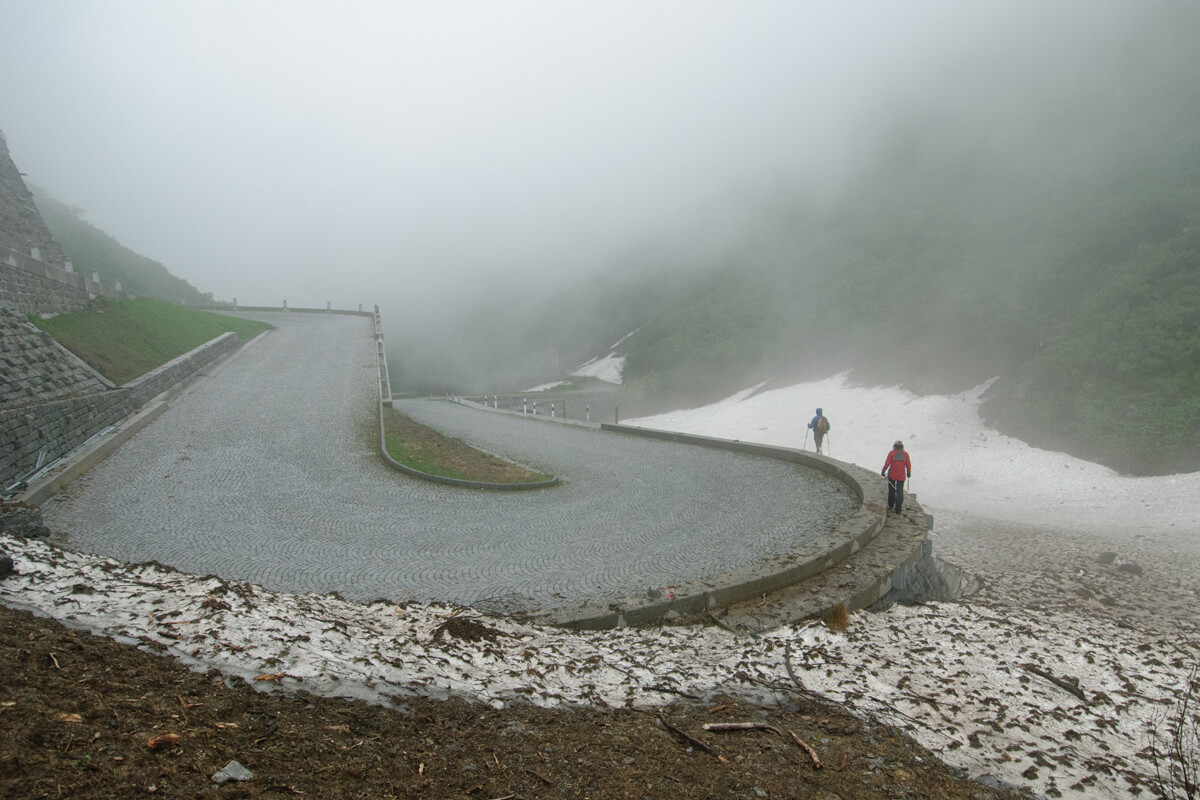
[30,186,214,305]
[615,5,1200,475]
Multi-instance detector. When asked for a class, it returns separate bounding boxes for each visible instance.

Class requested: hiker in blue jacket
[808,408,830,454]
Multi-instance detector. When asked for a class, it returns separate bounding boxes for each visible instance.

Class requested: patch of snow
[570,353,623,384]
[1,533,1190,800]
[524,380,569,392]
[567,326,640,385]
[625,372,1200,535]
[605,326,640,351]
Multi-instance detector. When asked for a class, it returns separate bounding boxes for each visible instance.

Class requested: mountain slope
[31,186,214,305]
[612,4,1200,475]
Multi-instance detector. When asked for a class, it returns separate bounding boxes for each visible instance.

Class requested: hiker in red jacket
[881,440,912,513]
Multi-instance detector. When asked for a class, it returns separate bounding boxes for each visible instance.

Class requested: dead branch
[788,729,822,769]
[1022,664,1086,702]
[700,720,821,769]
[253,720,279,746]
[603,659,638,680]
[901,689,941,711]
[784,641,807,693]
[703,722,784,735]
[525,768,553,786]
[658,711,728,763]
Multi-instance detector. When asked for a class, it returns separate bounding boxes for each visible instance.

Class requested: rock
[1096,551,1118,565]
[1117,562,1144,576]
[0,553,13,579]
[0,506,51,539]
[811,791,846,800]
[502,720,531,736]
[212,760,254,785]
[869,553,982,609]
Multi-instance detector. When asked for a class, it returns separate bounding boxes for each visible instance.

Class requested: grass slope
[29,298,271,384]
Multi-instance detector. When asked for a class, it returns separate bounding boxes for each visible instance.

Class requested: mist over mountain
[31,186,213,306]
[398,2,1200,476]
[9,2,1195,476]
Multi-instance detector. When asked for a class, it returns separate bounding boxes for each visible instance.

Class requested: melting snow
[4,371,1198,799]
[570,353,623,384]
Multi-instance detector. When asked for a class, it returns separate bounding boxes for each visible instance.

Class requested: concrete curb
[541,423,906,630]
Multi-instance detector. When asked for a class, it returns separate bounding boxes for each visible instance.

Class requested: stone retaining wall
[1,390,132,491]
[0,246,132,316]
[2,327,245,493]
[125,332,239,409]
[1,133,132,315]
[0,131,68,275]
[0,307,113,410]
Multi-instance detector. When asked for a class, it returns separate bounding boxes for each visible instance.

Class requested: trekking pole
[803,428,809,451]
[826,434,831,458]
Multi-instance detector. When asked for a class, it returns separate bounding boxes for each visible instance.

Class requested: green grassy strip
[30,297,271,384]
[383,431,553,484]
[384,432,472,480]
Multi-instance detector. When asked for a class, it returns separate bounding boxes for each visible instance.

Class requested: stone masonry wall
[0,248,93,315]
[1,390,133,491]
[0,130,235,492]
[125,332,239,408]
[0,307,112,410]
[0,130,67,271]
[0,131,129,314]
[1,316,245,492]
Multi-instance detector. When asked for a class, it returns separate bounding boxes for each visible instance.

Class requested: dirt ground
[0,600,1032,800]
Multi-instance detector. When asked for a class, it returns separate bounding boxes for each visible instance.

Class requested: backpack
[815,416,829,433]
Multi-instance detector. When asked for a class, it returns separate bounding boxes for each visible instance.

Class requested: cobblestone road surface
[42,312,855,616]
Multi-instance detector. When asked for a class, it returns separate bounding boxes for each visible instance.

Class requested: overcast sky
[1,1,1137,315]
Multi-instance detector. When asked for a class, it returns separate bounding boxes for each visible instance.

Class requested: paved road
[42,312,855,617]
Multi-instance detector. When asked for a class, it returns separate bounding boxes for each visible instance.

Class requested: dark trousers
[887,479,905,512]
[814,433,825,452]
